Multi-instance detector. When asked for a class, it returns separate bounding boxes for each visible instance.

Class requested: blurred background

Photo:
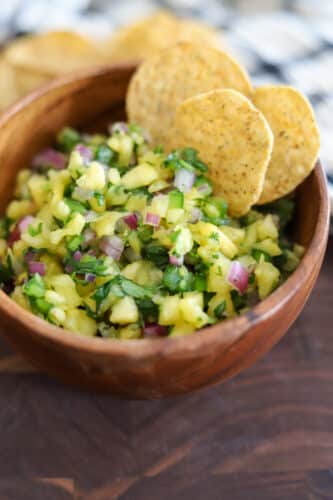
[1,0,333,207]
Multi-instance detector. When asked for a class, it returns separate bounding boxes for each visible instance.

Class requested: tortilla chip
[168,89,273,216]
[127,42,253,146]
[4,31,105,77]
[0,59,19,111]
[253,85,320,204]
[103,11,224,62]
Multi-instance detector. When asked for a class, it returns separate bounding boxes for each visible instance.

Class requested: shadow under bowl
[0,64,329,398]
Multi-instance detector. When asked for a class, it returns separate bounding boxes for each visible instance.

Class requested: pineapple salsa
[0,123,304,339]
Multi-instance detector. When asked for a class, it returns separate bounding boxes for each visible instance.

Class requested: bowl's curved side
[0,65,329,398]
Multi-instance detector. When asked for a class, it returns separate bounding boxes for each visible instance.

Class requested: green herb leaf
[28,222,42,237]
[64,197,87,214]
[94,144,116,165]
[214,300,227,319]
[23,273,45,298]
[66,235,84,252]
[163,265,194,293]
[144,243,169,268]
[251,248,272,262]
[57,127,81,153]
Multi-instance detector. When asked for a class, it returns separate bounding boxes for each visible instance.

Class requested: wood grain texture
[0,64,329,398]
[0,239,332,499]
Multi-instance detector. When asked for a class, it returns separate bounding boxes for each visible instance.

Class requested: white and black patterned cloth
[1,0,333,212]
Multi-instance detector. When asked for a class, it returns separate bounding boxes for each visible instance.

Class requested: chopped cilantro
[23,273,45,298]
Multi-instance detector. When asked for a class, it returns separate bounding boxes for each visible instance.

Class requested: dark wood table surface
[0,239,332,500]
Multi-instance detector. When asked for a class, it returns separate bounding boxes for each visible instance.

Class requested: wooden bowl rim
[0,65,329,361]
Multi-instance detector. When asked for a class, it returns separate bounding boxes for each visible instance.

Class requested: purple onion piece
[174,168,195,193]
[28,261,46,276]
[227,261,249,295]
[143,323,168,338]
[65,263,74,274]
[73,250,82,262]
[188,208,202,224]
[18,216,35,233]
[169,254,184,266]
[74,143,93,164]
[110,122,128,134]
[145,212,160,227]
[123,213,138,230]
[85,273,96,283]
[99,235,124,261]
[32,148,67,170]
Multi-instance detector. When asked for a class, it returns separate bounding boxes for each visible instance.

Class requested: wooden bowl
[0,64,329,399]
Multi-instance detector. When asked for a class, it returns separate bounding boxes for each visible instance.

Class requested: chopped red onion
[197,184,211,196]
[73,250,82,262]
[145,212,160,227]
[65,263,74,273]
[99,235,124,261]
[143,323,168,338]
[7,225,21,247]
[169,254,184,266]
[28,261,46,276]
[73,186,94,202]
[123,213,138,230]
[87,248,98,257]
[227,261,249,295]
[84,211,98,223]
[82,228,96,246]
[32,148,67,170]
[85,273,96,283]
[18,216,35,233]
[74,144,93,164]
[110,122,128,134]
[174,168,195,193]
[24,250,36,263]
[188,208,202,224]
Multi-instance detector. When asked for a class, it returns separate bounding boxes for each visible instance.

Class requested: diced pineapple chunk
[169,322,195,337]
[108,168,121,185]
[64,308,97,336]
[255,260,280,299]
[240,223,257,252]
[91,212,125,238]
[125,194,147,212]
[52,200,70,220]
[11,286,31,311]
[6,200,35,220]
[149,194,169,218]
[207,255,231,292]
[122,260,162,286]
[159,295,181,325]
[191,221,237,259]
[208,291,235,319]
[49,274,81,308]
[49,213,85,245]
[254,238,281,257]
[180,292,210,328]
[110,296,139,324]
[119,324,142,339]
[256,215,278,241]
[121,164,158,189]
[0,239,7,258]
[77,161,106,190]
[166,208,185,224]
[28,174,49,207]
[220,226,245,247]
[49,307,66,326]
[172,225,193,256]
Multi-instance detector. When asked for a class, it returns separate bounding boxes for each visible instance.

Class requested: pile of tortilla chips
[0,11,224,111]
[127,42,320,215]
